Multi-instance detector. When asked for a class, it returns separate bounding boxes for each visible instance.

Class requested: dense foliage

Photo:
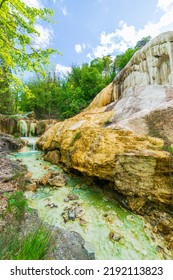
[114,36,151,72]
[0,0,57,114]
[19,56,115,119]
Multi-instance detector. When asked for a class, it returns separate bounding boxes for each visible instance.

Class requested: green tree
[0,0,58,114]
[135,36,151,49]
[19,58,114,120]
[0,0,57,77]
[114,48,137,73]
[19,73,62,119]
[0,61,15,113]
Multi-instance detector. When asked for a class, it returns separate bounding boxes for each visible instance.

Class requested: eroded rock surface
[0,115,57,136]
[0,134,26,218]
[39,170,67,187]
[113,31,173,100]
[0,133,23,153]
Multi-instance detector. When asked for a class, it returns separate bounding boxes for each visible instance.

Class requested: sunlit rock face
[86,82,113,110]
[79,32,173,142]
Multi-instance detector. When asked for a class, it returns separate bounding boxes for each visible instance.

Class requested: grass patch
[6,191,29,220]
[0,223,54,260]
[0,191,55,260]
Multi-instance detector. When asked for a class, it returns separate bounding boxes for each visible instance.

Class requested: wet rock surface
[44,150,60,165]
[148,211,173,250]
[0,133,94,260]
[39,170,67,187]
[0,133,23,154]
[0,114,57,136]
[61,194,86,225]
[17,208,95,260]
[0,135,26,194]
[108,230,122,242]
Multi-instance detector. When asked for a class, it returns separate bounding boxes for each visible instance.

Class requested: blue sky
[24,0,173,76]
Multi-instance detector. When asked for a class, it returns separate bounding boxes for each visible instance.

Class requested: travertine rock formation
[110,85,173,141]
[112,31,173,100]
[38,32,173,249]
[86,82,113,110]
[0,115,57,136]
[38,32,173,212]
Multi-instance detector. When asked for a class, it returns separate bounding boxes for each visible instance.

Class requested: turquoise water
[10,138,171,260]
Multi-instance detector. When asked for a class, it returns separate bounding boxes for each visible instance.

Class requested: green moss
[6,191,29,220]
[161,145,173,155]
[70,131,82,147]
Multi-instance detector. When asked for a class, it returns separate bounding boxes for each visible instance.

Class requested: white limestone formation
[112,31,173,100]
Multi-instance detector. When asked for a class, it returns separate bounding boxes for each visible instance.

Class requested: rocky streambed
[0,134,93,260]
[9,137,173,260]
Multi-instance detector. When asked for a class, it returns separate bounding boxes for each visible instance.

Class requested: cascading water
[29,122,36,137]
[17,120,28,137]
[9,137,172,260]
[21,137,38,151]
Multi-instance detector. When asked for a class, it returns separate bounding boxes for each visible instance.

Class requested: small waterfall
[29,123,36,137]
[28,138,37,151]
[17,120,28,137]
[20,137,38,151]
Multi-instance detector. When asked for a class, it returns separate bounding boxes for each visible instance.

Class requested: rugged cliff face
[38,32,173,249]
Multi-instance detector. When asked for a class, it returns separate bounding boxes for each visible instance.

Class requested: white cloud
[88,22,138,59]
[55,64,72,78]
[87,0,173,59]
[157,0,173,11]
[23,1,55,50]
[61,6,68,16]
[32,24,53,49]
[23,0,43,9]
[74,43,86,53]
[75,44,82,53]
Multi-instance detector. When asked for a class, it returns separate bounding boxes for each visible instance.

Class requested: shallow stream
[10,137,170,260]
